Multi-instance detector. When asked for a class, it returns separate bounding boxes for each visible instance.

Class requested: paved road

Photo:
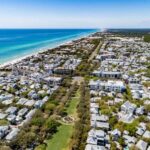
[88,40,103,62]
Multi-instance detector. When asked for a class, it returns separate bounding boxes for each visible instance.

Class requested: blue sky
[0,0,150,28]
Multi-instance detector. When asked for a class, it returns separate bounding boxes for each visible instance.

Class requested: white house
[89,80,126,93]
[121,101,136,114]
[5,128,20,141]
[136,140,148,150]
[85,144,106,150]
[93,71,122,79]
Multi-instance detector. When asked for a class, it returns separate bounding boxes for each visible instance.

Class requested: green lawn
[35,144,46,150]
[45,90,80,150]
[66,90,80,117]
[0,119,9,126]
[46,125,73,150]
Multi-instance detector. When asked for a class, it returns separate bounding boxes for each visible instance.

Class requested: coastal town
[0,31,150,150]
[86,32,150,150]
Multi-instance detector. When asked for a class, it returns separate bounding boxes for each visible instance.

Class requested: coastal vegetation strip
[45,85,80,150]
[70,82,90,150]
[88,39,103,62]
[66,90,80,118]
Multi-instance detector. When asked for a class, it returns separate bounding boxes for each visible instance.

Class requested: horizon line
[0,27,150,30]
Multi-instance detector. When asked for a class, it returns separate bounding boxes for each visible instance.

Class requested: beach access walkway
[88,40,103,62]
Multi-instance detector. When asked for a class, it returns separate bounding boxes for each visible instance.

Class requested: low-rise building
[89,80,126,93]
[5,128,20,141]
[93,70,122,79]
[136,140,148,150]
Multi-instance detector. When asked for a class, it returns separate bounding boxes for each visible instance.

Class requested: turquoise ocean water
[0,29,98,64]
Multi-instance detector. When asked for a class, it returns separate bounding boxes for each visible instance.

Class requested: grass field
[0,119,9,126]
[66,90,80,118]
[46,125,73,150]
[35,144,46,150]
[45,90,80,150]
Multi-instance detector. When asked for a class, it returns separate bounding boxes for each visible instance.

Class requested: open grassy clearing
[45,89,80,150]
[46,125,73,150]
[66,90,80,118]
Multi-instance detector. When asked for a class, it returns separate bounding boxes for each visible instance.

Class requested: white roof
[107,80,124,87]
[0,126,9,132]
[147,146,150,150]
[90,108,99,114]
[89,80,125,88]
[96,122,109,129]
[88,128,105,138]
[25,109,36,119]
[136,140,148,150]
[90,103,99,108]
[18,108,28,116]
[5,106,17,114]
[2,99,13,105]
[5,128,20,140]
[121,101,136,109]
[111,129,121,136]
[86,136,97,145]
[143,130,150,139]
[44,76,62,82]
[24,100,35,106]
[0,113,7,119]
[7,114,16,121]
[17,98,28,105]
[123,134,137,144]
[85,144,106,150]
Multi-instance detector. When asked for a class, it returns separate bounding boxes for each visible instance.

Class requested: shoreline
[0,30,99,68]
